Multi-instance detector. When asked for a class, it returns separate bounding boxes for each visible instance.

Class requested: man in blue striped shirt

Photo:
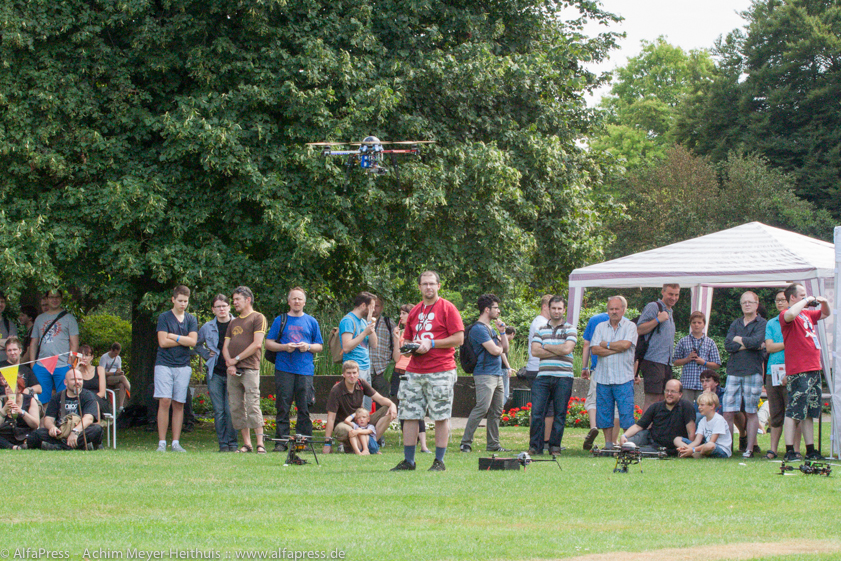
[528,296,576,455]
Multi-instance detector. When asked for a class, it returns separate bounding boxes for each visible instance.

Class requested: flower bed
[500,398,643,429]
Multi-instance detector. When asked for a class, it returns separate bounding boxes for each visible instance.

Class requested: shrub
[80,314,131,372]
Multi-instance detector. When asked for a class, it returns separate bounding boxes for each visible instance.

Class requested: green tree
[676,0,841,215]
[609,145,833,259]
[0,0,622,397]
[593,37,714,169]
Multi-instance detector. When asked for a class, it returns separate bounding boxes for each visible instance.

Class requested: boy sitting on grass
[344,408,380,455]
[678,391,732,459]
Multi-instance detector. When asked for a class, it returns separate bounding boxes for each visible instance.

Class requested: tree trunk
[129,298,157,407]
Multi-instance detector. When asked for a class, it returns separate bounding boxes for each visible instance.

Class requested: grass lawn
[5,420,841,561]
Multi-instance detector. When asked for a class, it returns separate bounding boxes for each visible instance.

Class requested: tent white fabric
[567,221,838,457]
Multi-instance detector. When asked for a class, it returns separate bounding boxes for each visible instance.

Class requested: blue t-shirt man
[583,312,610,370]
[469,323,503,376]
[267,313,324,376]
[339,312,370,370]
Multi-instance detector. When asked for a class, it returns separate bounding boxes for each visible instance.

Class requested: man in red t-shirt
[780,283,830,462]
[391,271,464,472]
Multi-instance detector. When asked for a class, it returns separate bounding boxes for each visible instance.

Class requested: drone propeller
[306,142,346,146]
[389,140,436,144]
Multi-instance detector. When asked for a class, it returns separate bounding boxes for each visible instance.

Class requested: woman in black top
[77,344,109,416]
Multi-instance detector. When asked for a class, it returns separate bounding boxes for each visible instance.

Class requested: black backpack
[459,322,480,373]
[264,314,288,365]
[459,322,494,374]
[633,301,664,363]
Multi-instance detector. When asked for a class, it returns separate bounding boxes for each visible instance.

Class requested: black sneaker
[459,443,472,453]
[784,450,798,462]
[752,444,762,455]
[583,428,599,451]
[41,442,60,450]
[805,451,825,461]
[273,443,287,453]
[390,459,416,471]
[739,436,748,451]
[428,459,446,471]
[377,438,385,449]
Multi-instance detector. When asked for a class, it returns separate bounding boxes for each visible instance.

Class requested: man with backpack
[636,284,680,414]
[528,295,577,455]
[265,287,323,451]
[460,294,510,453]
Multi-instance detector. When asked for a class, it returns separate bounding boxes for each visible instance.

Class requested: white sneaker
[171,442,187,453]
[156,442,167,452]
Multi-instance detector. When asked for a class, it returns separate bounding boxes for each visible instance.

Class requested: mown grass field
[5,420,841,561]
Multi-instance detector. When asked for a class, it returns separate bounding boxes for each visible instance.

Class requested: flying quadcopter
[306,136,434,181]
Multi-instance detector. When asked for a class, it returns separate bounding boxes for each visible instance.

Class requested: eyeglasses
[775,298,787,303]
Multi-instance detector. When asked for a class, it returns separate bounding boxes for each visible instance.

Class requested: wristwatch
[72,427,81,435]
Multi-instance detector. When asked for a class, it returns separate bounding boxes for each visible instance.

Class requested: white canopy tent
[567,222,839,458]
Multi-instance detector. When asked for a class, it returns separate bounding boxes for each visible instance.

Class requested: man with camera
[780,283,830,462]
[340,292,379,410]
[27,368,103,450]
[391,271,464,472]
[460,294,509,453]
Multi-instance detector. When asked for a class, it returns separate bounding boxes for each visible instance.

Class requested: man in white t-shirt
[100,342,131,412]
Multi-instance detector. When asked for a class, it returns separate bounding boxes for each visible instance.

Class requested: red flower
[527,402,532,407]
[574,419,580,424]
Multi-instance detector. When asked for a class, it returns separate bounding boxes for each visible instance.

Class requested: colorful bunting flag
[38,355,59,375]
[1,363,18,394]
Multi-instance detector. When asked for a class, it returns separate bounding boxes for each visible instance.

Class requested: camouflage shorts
[397,369,457,421]
[785,370,822,421]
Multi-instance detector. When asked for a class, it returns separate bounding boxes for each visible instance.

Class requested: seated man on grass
[620,379,695,455]
[323,360,396,454]
[26,368,103,451]
[678,391,732,459]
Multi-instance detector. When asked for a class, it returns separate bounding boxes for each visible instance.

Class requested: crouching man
[323,361,397,454]
[27,368,103,450]
[620,379,695,455]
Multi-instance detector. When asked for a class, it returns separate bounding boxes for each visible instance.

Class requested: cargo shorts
[397,369,457,421]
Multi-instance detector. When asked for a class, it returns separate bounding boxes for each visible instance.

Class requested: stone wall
[194,375,644,416]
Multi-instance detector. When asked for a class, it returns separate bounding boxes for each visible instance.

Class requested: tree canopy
[0,0,623,387]
[675,0,841,216]
[592,37,714,170]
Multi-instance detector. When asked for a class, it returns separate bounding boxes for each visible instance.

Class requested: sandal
[255,445,267,454]
[765,450,778,460]
[236,445,253,453]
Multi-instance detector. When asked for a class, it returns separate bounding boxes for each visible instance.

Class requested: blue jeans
[33,364,70,404]
[681,437,729,458]
[207,373,238,450]
[275,371,313,438]
[529,376,573,452]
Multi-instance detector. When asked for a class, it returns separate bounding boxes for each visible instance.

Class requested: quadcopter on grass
[306,136,434,181]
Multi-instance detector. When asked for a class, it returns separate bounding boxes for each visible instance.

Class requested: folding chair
[101,389,117,449]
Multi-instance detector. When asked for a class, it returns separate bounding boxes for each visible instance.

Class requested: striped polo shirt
[533,321,577,377]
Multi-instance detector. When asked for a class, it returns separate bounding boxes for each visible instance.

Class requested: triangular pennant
[0,364,18,393]
[38,355,59,375]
